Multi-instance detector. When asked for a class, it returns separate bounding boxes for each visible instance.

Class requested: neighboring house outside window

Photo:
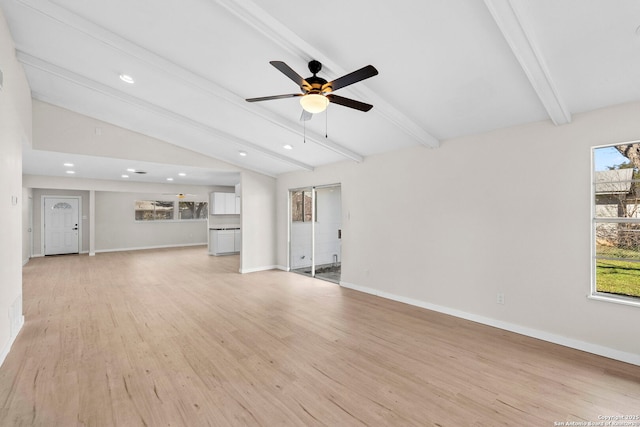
[592,144,640,306]
[135,200,207,221]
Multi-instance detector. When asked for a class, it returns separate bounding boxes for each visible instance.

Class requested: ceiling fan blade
[327,94,373,112]
[270,61,311,90]
[323,65,378,92]
[300,109,313,121]
[246,93,302,103]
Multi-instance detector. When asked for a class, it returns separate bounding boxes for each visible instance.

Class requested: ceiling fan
[246,60,378,120]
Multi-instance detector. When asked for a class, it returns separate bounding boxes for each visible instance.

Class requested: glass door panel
[289,185,342,283]
[313,185,341,283]
[290,188,314,277]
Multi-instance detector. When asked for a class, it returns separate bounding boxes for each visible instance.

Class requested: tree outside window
[593,143,640,301]
[135,200,174,221]
[179,201,208,219]
[291,190,314,222]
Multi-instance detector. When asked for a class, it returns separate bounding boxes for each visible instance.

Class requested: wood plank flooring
[1,246,640,426]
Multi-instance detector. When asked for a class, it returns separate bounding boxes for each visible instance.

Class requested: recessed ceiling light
[66,170,75,174]
[119,74,135,84]
[127,168,136,172]
[121,174,129,178]
[283,144,293,150]
[166,177,174,181]
[178,172,186,177]
[63,162,74,167]
[239,151,247,157]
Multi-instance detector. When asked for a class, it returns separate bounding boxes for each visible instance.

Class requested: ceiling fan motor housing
[308,60,322,75]
[302,61,332,94]
[303,76,329,94]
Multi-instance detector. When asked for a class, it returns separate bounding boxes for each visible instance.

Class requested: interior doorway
[43,196,81,255]
[289,184,342,283]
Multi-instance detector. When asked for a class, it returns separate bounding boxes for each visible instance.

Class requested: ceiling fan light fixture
[300,93,328,114]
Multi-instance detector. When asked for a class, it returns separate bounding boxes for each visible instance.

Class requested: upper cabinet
[211,192,241,215]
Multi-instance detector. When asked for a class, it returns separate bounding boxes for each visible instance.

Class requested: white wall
[96,191,208,251]
[276,102,640,365]
[0,8,31,366]
[24,175,222,254]
[240,171,276,273]
[32,101,239,172]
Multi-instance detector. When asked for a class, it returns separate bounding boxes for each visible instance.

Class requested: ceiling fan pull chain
[303,118,306,143]
[325,107,328,138]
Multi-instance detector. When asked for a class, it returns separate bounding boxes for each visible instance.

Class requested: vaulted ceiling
[3,0,640,184]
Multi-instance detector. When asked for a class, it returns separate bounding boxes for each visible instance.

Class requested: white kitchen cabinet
[211,192,225,215]
[216,230,235,253]
[209,229,241,255]
[234,229,241,252]
[211,192,241,215]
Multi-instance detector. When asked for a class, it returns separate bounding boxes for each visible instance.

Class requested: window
[135,200,175,221]
[135,200,207,221]
[178,201,208,220]
[592,143,640,305]
[291,190,315,222]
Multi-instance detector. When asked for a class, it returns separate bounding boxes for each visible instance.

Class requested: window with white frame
[592,143,640,304]
[291,190,315,222]
[135,200,208,221]
[178,201,208,220]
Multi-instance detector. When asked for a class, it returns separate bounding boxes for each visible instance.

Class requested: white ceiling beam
[484,0,571,125]
[18,52,314,174]
[14,0,364,163]
[215,0,440,148]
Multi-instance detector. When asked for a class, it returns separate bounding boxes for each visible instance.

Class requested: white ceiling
[3,0,640,184]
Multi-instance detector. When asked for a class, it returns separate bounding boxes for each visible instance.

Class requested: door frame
[41,195,82,255]
[28,195,33,259]
[288,183,341,281]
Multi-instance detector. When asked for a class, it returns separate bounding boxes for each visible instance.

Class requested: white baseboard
[95,243,207,253]
[240,265,279,274]
[340,281,640,367]
[0,315,24,369]
[22,257,29,266]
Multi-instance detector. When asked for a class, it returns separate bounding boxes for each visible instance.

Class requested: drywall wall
[24,176,226,253]
[0,8,31,366]
[276,101,640,364]
[32,101,239,172]
[95,191,208,251]
[240,171,276,273]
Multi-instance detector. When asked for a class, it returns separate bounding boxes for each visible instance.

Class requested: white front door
[44,197,80,255]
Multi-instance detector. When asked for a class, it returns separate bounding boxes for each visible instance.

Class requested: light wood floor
[2,247,640,426]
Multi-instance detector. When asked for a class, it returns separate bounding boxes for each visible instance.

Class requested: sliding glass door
[289,184,341,283]
[290,188,314,277]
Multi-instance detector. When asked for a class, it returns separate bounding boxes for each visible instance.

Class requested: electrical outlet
[496,292,505,305]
